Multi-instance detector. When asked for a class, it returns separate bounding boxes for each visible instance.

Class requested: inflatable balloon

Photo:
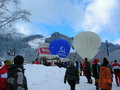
[73,31,101,59]
[49,39,71,58]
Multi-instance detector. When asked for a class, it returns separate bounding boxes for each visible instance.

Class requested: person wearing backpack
[6,55,28,90]
[0,60,12,90]
[64,60,79,90]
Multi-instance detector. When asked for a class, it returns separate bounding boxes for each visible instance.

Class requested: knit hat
[4,60,12,66]
[103,57,109,66]
[14,55,24,65]
[93,59,99,64]
[84,58,88,61]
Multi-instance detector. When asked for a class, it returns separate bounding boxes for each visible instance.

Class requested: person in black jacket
[64,60,79,90]
[92,59,100,90]
[6,55,28,90]
[84,58,93,84]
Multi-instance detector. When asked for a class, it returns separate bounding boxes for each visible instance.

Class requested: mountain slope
[0,32,120,62]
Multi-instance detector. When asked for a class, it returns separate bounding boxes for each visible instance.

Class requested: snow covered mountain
[0,32,120,62]
[28,37,45,49]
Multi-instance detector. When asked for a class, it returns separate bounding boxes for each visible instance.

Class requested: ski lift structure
[7,49,15,56]
[3,33,16,56]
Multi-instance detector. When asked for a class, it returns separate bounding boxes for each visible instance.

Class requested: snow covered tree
[0,0,30,34]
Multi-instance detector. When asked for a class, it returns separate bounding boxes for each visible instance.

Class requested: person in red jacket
[82,62,86,76]
[0,60,12,90]
[34,58,40,64]
[112,60,120,86]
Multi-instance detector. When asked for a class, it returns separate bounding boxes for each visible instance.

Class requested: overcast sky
[16,0,120,44]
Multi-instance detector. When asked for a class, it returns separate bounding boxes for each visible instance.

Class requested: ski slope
[25,64,120,90]
[28,38,45,49]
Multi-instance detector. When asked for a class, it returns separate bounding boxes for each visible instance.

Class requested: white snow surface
[28,38,45,49]
[24,64,120,90]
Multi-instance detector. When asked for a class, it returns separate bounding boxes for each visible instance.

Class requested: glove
[64,80,66,84]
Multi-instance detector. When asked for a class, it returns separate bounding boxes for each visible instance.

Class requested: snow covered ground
[25,64,120,90]
[28,38,45,49]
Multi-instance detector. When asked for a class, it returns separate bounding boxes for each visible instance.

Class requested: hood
[8,64,24,71]
[100,66,107,71]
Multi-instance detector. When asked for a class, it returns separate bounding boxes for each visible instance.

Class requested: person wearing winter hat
[98,57,112,90]
[0,60,12,90]
[4,60,12,66]
[102,57,109,66]
[92,59,100,90]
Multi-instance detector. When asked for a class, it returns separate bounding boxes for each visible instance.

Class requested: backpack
[6,66,28,90]
[6,67,20,90]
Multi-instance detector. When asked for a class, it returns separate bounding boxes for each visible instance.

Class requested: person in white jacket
[112,60,120,86]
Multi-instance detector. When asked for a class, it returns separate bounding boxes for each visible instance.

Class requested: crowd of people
[64,57,120,90]
[0,55,120,90]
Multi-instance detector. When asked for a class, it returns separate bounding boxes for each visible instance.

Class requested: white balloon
[73,31,101,59]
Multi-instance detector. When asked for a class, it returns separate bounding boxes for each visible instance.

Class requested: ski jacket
[92,64,100,79]
[84,61,92,76]
[98,66,112,90]
[0,65,9,89]
[64,65,79,83]
[34,59,40,64]
[112,63,120,73]
[6,65,28,90]
[84,61,92,71]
